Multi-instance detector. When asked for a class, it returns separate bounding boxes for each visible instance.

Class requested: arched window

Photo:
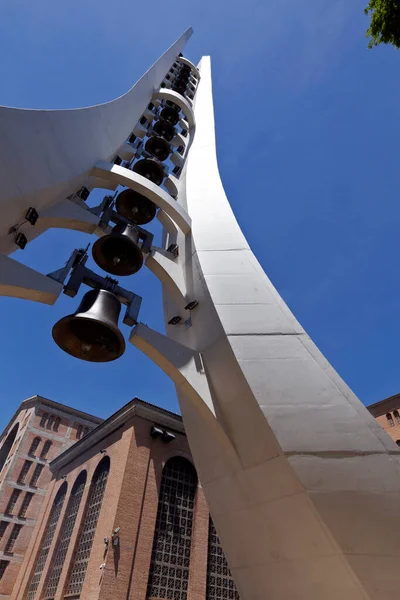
[46,415,54,430]
[40,440,52,460]
[146,457,198,600]
[0,423,19,473]
[28,437,41,457]
[65,457,110,596]
[53,417,61,432]
[206,518,239,600]
[26,483,67,600]
[394,410,400,425]
[396,440,400,447]
[43,472,87,599]
[386,413,394,427]
[76,425,83,440]
[40,413,48,428]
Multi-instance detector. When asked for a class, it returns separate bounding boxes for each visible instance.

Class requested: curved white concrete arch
[92,161,191,234]
[176,57,201,80]
[152,89,196,130]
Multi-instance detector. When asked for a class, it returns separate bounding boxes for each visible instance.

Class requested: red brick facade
[0,396,101,599]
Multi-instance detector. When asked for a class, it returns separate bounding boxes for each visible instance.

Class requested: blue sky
[1,0,400,431]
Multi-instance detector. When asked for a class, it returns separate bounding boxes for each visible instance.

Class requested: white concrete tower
[0,30,399,600]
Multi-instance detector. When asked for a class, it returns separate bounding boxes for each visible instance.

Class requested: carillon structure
[0,27,399,600]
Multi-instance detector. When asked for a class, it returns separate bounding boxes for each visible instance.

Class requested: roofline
[0,395,101,444]
[50,398,184,472]
[366,392,400,411]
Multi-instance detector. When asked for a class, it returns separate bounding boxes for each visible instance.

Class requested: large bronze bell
[153,119,175,142]
[92,222,143,276]
[133,159,165,186]
[145,136,171,162]
[115,189,157,225]
[160,106,180,126]
[172,83,187,95]
[52,289,125,362]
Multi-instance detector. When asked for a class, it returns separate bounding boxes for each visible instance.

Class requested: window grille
[28,437,41,457]
[386,413,394,427]
[18,460,33,484]
[0,521,9,540]
[26,484,67,600]
[53,417,61,432]
[146,457,197,600]
[40,441,52,460]
[0,560,9,580]
[5,524,22,552]
[206,519,240,600]
[46,416,54,430]
[43,473,86,599]
[30,464,44,488]
[40,413,48,427]
[19,492,34,518]
[394,410,400,425]
[66,457,110,596]
[5,489,21,515]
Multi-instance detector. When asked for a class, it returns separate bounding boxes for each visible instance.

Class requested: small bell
[153,119,175,142]
[160,106,180,126]
[52,289,125,362]
[132,159,165,186]
[115,189,157,225]
[92,222,143,276]
[145,136,171,162]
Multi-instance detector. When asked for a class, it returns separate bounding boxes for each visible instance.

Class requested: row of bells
[52,94,188,362]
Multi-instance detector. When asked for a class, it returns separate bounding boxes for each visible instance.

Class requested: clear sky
[1,0,400,432]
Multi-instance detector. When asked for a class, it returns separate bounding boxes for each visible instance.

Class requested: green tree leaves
[365,0,400,48]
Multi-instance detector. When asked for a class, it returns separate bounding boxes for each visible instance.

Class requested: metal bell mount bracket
[47,247,142,327]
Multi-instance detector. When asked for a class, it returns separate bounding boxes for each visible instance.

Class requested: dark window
[146,457,197,600]
[40,440,52,460]
[53,417,61,432]
[66,457,110,596]
[40,413,48,427]
[26,483,67,600]
[394,410,400,425]
[30,464,44,488]
[0,423,19,473]
[18,460,33,484]
[5,489,21,515]
[0,521,9,540]
[386,413,394,427]
[396,440,400,447]
[5,524,22,552]
[76,425,83,440]
[46,415,54,430]
[19,492,34,518]
[206,518,240,600]
[0,560,9,580]
[43,472,86,599]
[28,437,41,457]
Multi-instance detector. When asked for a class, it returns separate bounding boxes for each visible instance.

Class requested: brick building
[367,392,400,446]
[0,396,101,599]
[3,391,400,600]
[1,398,239,600]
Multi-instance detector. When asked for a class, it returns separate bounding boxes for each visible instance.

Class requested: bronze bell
[160,106,180,126]
[133,158,165,186]
[92,222,143,276]
[145,136,171,162]
[52,289,125,362]
[166,100,180,110]
[153,119,175,142]
[115,189,157,225]
[172,83,187,95]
